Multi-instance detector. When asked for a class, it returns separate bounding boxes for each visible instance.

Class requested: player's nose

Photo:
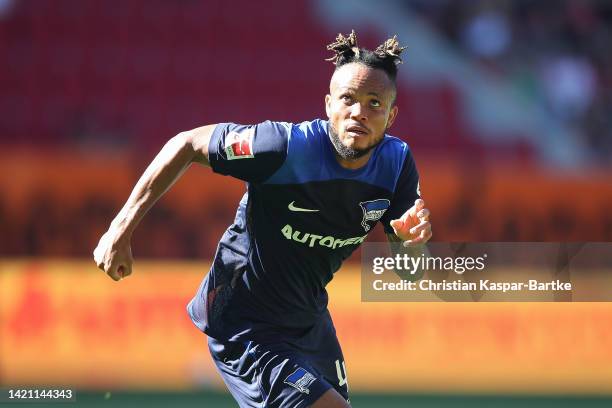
[349,102,367,122]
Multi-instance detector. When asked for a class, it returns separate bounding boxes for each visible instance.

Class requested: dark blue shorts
[208,311,349,407]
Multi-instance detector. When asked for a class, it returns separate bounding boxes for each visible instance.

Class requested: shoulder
[262,119,327,184]
[286,118,327,144]
[376,133,412,163]
[369,133,417,193]
[373,133,414,171]
[212,120,292,141]
[258,120,293,136]
[282,118,329,160]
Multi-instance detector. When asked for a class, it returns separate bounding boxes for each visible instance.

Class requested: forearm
[387,233,429,281]
[109,132,198,239]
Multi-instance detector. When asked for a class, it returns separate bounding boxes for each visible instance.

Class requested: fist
[93,229,133,281]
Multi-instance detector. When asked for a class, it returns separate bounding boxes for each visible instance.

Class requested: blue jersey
[187,119,419,342]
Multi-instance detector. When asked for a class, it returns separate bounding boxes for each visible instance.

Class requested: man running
[94,30,432,407]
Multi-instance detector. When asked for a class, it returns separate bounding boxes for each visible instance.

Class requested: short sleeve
[380,152,420,234]
[208,121,289,183]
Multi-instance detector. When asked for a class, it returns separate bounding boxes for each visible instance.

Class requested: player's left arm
[385,199,432,281]
[381,148,430,246]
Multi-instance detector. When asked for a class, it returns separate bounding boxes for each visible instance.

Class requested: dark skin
[325,63,398,169]
[325,63,431,245]
[94,62,431,408]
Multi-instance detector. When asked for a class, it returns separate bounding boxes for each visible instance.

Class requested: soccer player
[94,30,432,407]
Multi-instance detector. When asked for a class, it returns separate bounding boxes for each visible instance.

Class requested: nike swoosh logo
[288,201,319,213]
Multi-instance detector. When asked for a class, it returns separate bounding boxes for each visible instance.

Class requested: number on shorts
[335,359,348,387]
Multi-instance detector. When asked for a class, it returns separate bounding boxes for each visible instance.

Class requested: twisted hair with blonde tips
[325,30,406,82]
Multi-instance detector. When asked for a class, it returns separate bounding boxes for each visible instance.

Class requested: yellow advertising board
[0,260,217,390]
[1,260,612,394]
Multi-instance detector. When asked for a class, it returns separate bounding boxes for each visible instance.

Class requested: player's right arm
[93,125,216,281]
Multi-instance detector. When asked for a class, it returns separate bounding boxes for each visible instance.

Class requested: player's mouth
[345,124,369,137]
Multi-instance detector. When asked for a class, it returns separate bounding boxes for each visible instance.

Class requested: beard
[328,125,379,161]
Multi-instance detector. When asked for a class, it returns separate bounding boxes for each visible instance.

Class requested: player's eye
[340,94,353,104]
[370,99,381,108]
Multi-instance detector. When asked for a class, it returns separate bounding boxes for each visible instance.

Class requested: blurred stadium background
[1,0,612,406]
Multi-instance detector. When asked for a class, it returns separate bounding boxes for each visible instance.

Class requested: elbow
[174,131,195,152]
[169,131,199,163]
[177,125,215,166]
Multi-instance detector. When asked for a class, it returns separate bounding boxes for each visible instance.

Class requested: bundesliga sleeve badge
[224,128,255,160]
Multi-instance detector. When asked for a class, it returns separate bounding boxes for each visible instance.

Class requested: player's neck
[334,150,373,170]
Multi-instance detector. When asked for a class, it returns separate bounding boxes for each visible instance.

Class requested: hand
[389,198,432,246]
[93,229,133,281]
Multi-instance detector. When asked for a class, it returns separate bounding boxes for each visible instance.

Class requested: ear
[325,94,331,118]
[386,105,398,129]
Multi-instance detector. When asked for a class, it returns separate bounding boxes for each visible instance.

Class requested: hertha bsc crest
[284,368,317,394]
[359,199,390,232]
